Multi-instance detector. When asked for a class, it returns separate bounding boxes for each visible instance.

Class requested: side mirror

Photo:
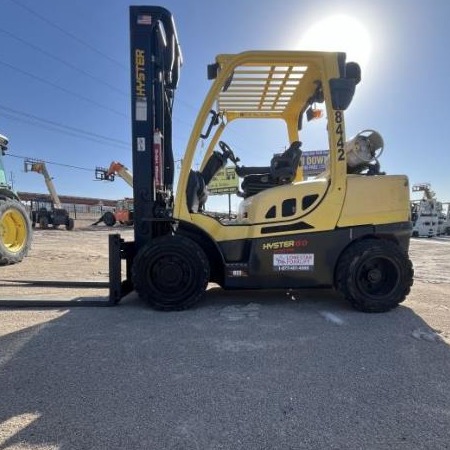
[329,62,361,110]
[346,62,361,85]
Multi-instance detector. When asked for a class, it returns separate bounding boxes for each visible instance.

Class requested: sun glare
[299,15,372,70]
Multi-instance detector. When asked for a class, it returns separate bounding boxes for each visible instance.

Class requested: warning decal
[137,137,146,152]
[136,98,147,121]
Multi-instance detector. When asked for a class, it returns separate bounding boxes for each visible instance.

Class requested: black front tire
[336,239,414,313]
[103,212,116,227]
[132,235,210,311]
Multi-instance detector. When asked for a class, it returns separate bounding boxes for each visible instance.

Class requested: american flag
[137,14,152,25]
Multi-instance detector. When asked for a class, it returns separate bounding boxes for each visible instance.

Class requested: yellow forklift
[109,6,413,313]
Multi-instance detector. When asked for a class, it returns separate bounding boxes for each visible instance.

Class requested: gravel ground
[0,229,449,450]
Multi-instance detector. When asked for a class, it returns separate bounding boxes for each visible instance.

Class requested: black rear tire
[132,235,210,311]
[103,212,116,227]
[336,239,413,313]
[66,218,74,231]
[39,215,49,229]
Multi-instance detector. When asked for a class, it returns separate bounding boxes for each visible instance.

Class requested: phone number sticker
[273,253,314,271]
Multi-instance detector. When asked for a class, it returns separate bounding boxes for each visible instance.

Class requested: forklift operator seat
[237,141,302,198]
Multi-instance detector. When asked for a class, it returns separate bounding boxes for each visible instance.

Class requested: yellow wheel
[0,199,32,265]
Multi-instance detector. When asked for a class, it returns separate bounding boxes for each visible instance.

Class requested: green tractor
[0,133,32,265]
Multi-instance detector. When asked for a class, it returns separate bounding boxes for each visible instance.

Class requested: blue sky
[1,0,449,206]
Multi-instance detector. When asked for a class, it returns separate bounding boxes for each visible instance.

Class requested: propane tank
[345,129,384,173]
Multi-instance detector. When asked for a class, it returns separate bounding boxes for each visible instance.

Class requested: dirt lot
[1,221,450,307]
[0,220,450,339]
[1,222,449,344]
[0,220,133,300]
[0,226,449,449]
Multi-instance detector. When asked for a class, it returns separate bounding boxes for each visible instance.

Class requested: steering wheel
[218,141,239,165]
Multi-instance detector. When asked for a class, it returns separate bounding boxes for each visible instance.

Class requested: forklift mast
[129,6,182,249]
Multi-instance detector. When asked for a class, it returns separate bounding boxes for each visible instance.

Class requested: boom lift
[410,183,437,238]
[109,6,413,313]
[24,159,74,230]
[94,162,134,226]
[0,133,32,264]
[96,161,133,187]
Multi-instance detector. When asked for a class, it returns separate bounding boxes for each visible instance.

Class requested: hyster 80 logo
[135,49,146,97]
[262,239,308,250]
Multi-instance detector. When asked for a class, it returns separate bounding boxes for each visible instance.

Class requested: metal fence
[22,202,115,221]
